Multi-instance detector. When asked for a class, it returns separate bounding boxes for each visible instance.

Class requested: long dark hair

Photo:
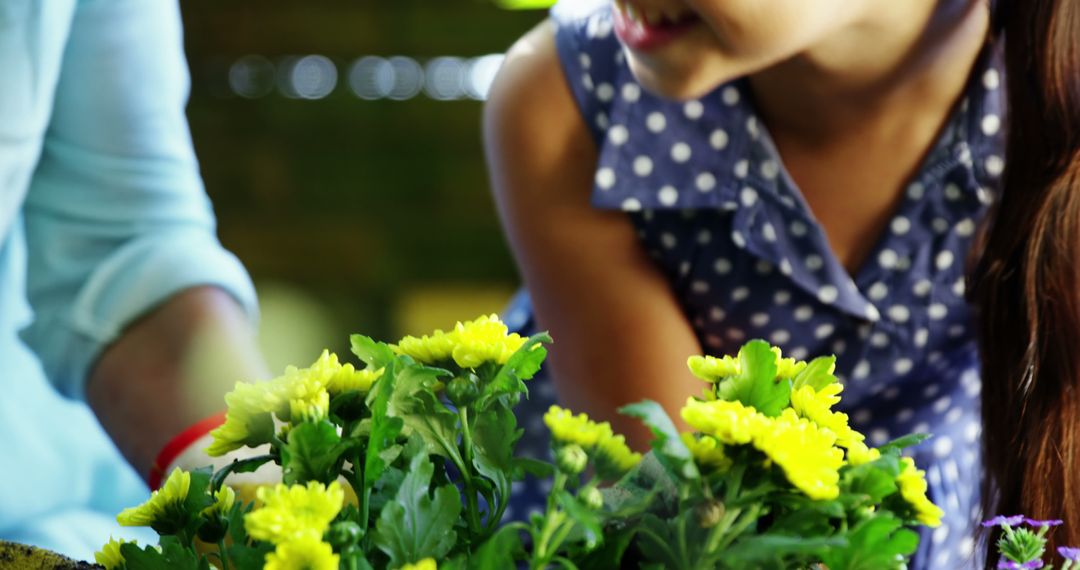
[971,0,1080,560]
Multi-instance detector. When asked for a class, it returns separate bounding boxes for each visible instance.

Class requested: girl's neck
[749,0,990,140]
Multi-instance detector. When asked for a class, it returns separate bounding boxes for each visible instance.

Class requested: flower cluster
[394,314,529,369]
[94,538,132,570]
[682,341,942,524]
[117,468,191,529]
[246,482,345,570]
[682,399,843,500]
[687,346,806,384]
[544,405,642,480]
[984,516,1080,569]
[99,320,950,570]
[246,481,345,543]
[207,350,383,456]
[896,458,944,527]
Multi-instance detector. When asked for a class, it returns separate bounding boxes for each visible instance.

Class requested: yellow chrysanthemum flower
[264,536,340,570]
[789,384,865,448]
[681,433,732,472]
[896,457,944,527]
[845,441,881,466]
[680,398,767,445]
[395,329,457,364]
[543,406,614,448]
[451,314,528,368]
[117,468,191,527]
[327,364,382,396]
[304,350,380,396]
[688,347,806,383]
[207,380,279,456]
[593,433,643,479]
[753,409,844,500]
[395,315,529,369]
[771,347,808,379]
[687,354,740,383]
[203,485,236,517]
[273,366,333,423]
[94,537,130,570]
[246,481,345,544]
[400,559,438,570]
[289,390,330,424]
[210,351,361,455]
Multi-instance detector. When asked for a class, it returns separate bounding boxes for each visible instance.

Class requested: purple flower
[1025,519,1064,528]
[997,560,1044,569]
[1059,547,1080,561]
[984,515,1027,528]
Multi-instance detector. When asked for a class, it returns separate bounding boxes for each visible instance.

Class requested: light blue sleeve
[19,0,259,400]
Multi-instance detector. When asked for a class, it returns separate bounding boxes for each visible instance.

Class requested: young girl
[485,0,1079,567]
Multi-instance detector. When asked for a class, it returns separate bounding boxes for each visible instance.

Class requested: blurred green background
[179,0,550,372]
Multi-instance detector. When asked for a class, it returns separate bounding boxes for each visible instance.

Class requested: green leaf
[372,452,463,568]
[468,525,525,568]
[388,365,461,461]
[350,334,397,370]
[180,468,214,522]
[620,400,700,483]
[209,454,275,492]
[767,504,839,538]
[225,541,274,570]
[369,466,406,513]
[281,420,343,485]
[476,332,552,410]
[471,401,522,523]
[722,534,848,565]
[606,453,679,515]
[792,355,838,391]
[842,456,901,505]
[878,434,931,456]
[365,358,404,491]
[818,515,919,570]
[555,491,603,550]
[717,340,789,417]
[121,537,204,570]
[634,514,682,567]
[516,457,556,479]
[578,524,638,570]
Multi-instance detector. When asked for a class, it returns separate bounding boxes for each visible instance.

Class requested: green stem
[703,507,742,555]
[353,450,369,543]
[699,505,743,557]
[636,527,680,565]
[533,511,566,570]
[713,504,763,553]
[547,518,578,558]
[548,471,568,511]
[530,472,570,570]
[677,509,690,569]
[217,539,230,570]
[458,406,483,536]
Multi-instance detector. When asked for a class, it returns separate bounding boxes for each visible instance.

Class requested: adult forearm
[86,286,268,478]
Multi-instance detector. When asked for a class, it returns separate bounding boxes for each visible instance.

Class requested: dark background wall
[180,1,547,370]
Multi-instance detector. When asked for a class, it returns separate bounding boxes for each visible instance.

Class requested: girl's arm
[484,21,704,448]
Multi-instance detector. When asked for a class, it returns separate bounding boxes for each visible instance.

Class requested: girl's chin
[625,50,740,102]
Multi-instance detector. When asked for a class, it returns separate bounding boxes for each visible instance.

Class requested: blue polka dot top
[503,2,1007,568]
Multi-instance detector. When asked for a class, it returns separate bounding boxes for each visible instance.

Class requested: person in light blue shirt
[0,0,266,560]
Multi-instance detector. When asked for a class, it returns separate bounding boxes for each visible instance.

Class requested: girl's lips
[612,4,701,52]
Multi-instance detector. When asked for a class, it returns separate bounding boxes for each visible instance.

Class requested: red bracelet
[148,412,227,490]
